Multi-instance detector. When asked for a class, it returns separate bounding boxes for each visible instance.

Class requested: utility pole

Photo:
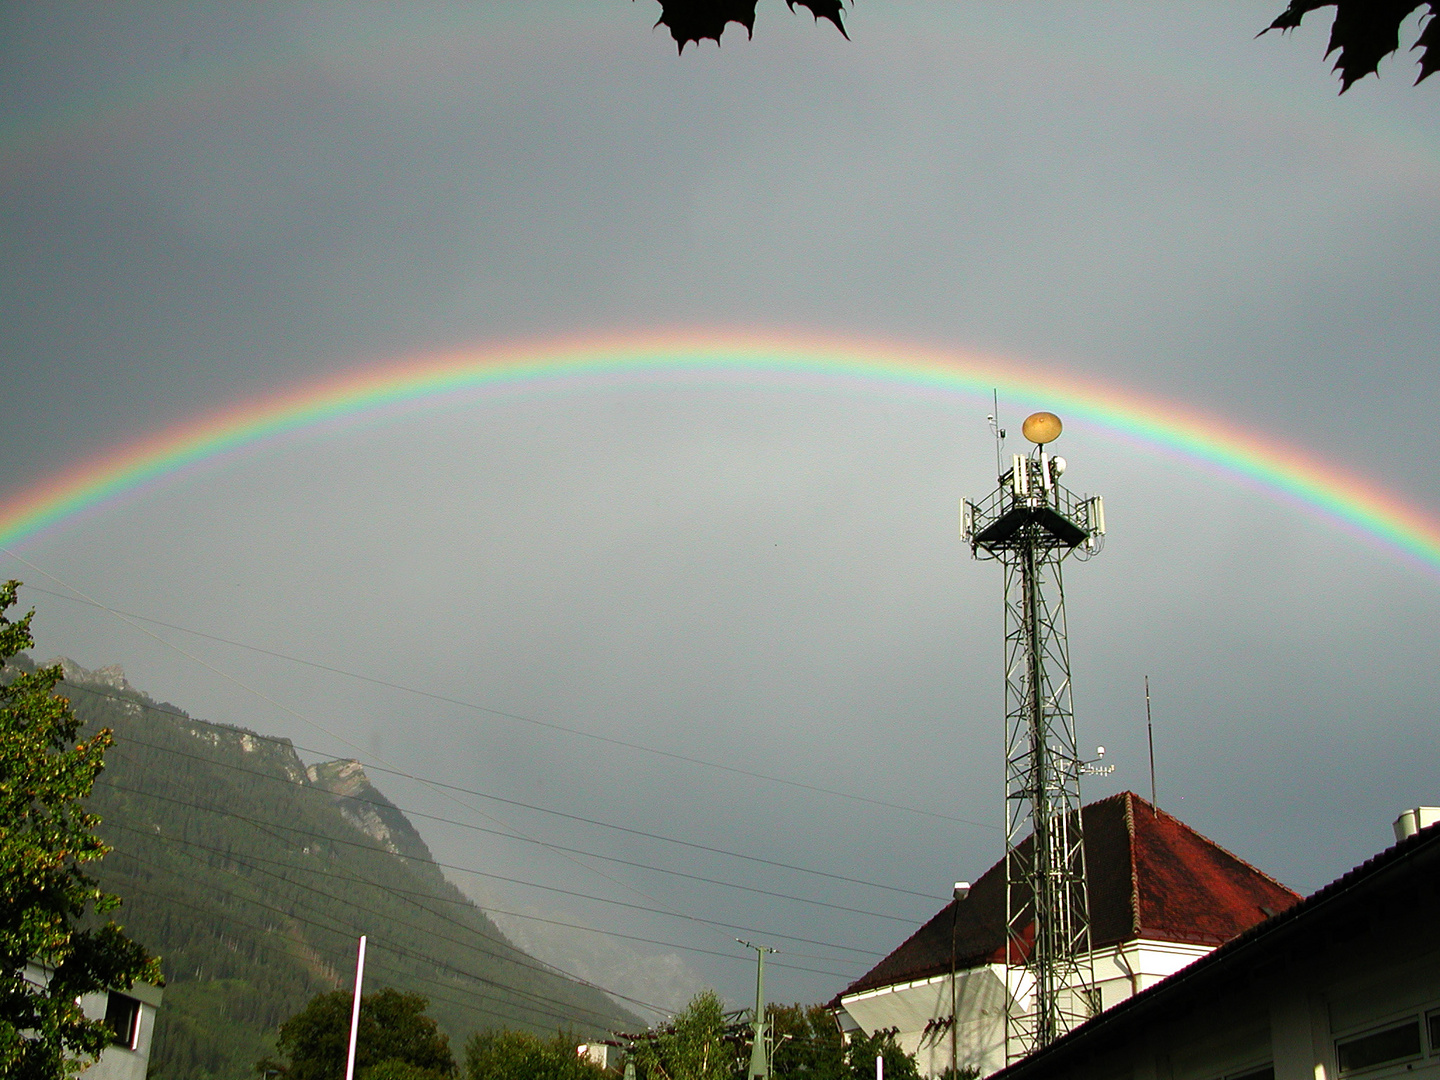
[963,411,1106,1062]
[738,941,777,1080]
[344,935,367,1080]
[950,881,969,1080]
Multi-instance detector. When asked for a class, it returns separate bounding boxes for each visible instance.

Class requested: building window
[1229,1067,1274,1080]
[1426,1010,1440,1053]
[1336,1021,1422,1075]
[105,993,141,1050]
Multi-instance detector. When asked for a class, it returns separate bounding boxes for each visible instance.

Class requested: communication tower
[961,411,1106,1061]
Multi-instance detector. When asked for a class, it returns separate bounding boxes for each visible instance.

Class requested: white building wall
[78,984,163,1080]
[998,889,1440,1080]
[837,941,1213,1079]
[839,965,1011,1078]
[577,1043,611,1070]
[21,964,162,1080]
[1091,940,1216,1006]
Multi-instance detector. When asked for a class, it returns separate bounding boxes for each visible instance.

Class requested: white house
[21,964,163,1080]
[833,792,1299,1078]
[79,981,164,1080]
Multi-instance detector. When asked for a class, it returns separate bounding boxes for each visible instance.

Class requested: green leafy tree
[261,986,455,1080]
[369,1061,460,1080]
[764,1004,925,1080]
[464,1029,606,1080]
[627,995,918,1080]
[629,991,741,1080]
[767,1003,845,1080]
[841,1029,920,1080]
[0,581,161,1079]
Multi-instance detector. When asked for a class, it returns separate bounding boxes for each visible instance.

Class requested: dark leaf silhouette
[1262,1,1440,91]
[787,0,850,38]
[1416,7,1440,81]
[646,0,849,53]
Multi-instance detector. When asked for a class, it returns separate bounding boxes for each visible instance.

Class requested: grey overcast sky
[3,1,1439,1013]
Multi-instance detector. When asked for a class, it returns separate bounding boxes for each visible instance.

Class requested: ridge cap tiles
[1125,790,1141,938]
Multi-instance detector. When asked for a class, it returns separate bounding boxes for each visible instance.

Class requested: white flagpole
[344,935,367,1080]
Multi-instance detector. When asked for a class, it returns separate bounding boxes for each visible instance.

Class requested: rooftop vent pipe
[1392,807,1440,843]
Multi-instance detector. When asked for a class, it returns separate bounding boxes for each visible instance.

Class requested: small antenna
[986,389,1006,476]
[1145,676,1157,815]
[1080,745,1114,777]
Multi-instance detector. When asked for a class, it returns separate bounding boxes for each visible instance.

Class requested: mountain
[16,656,642,1080]
[483,901,706,1021]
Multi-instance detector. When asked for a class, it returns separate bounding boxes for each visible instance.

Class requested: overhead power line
[99,742,871,974]
[63,679,943,902]
[105,821,667,1022]
[101,736,860,971]
[113,876,606,1032]
[457,904,859,979]
[100,731,930,924]
[103,814,856,982]
[98,778,887,959]
[111,860,646,1030]
[18,581,992,829]
[5,558,944,961]
[105,769,690,1018]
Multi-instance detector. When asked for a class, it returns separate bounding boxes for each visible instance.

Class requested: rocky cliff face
[305,758,441,874]
[58,657,132,692]
[53,658,435,857]
[53,656,312,786]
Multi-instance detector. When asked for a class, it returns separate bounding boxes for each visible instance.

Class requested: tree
[1262,2,1440,92]
[464,1029,606,1080]
[629,990,742,1080]
[260,986,455,1080]
[840,1029,920,1080]
[0,580,161,1080]
[371,1062,462,1080]
[625,994,919,1080]
[765,1004,924,1080]
[768,1003,845,1080]
[644,0,849,53]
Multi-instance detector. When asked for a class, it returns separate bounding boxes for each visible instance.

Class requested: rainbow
[3,330,1438,578]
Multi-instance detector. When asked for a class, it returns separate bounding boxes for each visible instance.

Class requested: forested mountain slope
[12,655,640,1080]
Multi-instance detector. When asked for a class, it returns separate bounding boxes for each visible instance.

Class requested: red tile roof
[837,792,1299,1000]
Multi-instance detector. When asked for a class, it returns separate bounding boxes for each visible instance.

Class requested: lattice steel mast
[962,412,1106,1062]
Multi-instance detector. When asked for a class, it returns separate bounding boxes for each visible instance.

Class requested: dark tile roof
[836,792,1299,1001]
